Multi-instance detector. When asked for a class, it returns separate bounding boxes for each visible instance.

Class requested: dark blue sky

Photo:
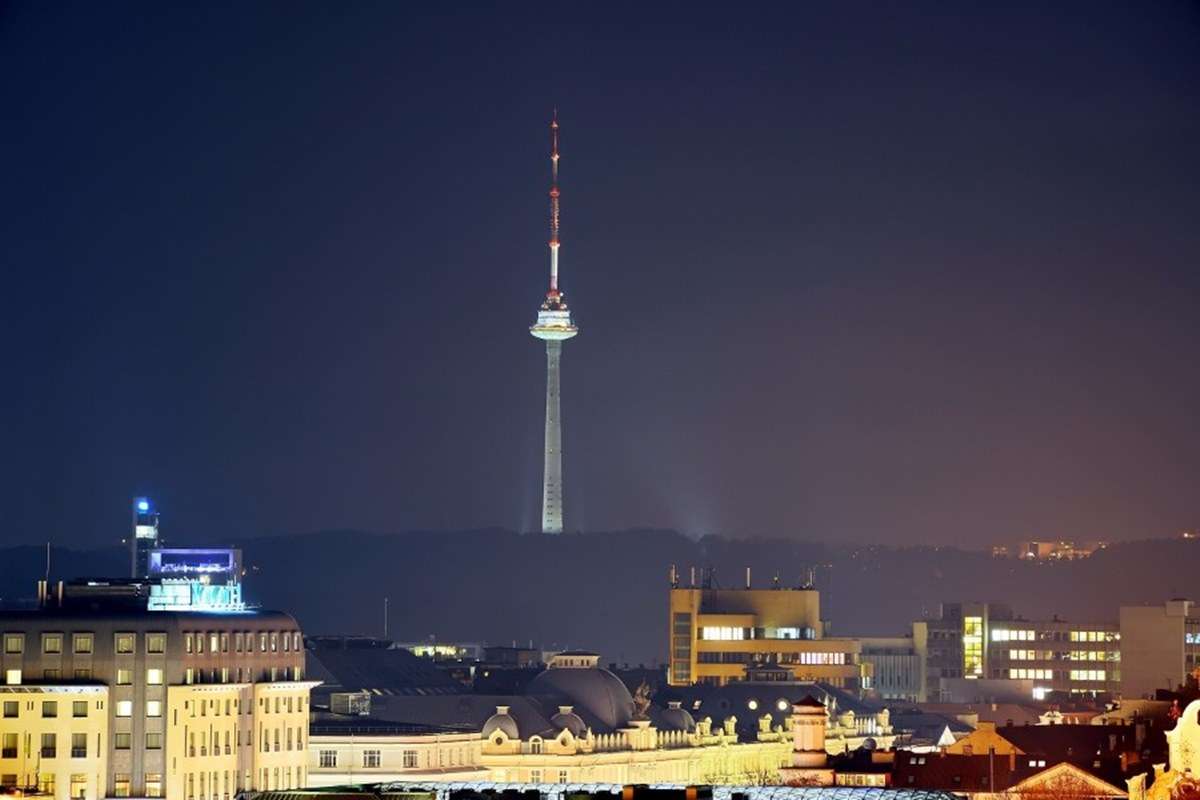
[2,1,1198,548]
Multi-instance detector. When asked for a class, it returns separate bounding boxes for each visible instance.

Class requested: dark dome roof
[527,666,634,730]
[549,705,587,737]
[482,706,519,739]
[660,702,696,732]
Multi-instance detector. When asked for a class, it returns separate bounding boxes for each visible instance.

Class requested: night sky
[3,2,1198,549]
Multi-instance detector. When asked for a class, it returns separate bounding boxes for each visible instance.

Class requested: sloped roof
[306,639,464,696]
[893,750,1130,794]
[352,693,552,736]
[997,723,1143,761]
[916,702,1042,727]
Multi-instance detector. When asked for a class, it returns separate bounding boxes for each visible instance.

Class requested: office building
[667,579,868,690]
[858,637,922,702]
[913,603,1120,701]
[0,584,315,799]
[1119,599,1200,699]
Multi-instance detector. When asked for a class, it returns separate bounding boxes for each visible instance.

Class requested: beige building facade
[668,586,868,690]
[0,605,315,798]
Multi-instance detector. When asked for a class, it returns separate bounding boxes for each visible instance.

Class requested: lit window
[3,635,22,654]
[5,670,20,686]
[72,634,93,654]
[146,700,162,717]
[147,633,166,654]
[700,627,747,641]
[115,633,135,654]
[146,668,163,685]
[116,669,133,685]
[115,700,133,717]
[42,634,62,654]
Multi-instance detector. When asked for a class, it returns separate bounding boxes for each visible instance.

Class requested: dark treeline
[4,531,1196,664]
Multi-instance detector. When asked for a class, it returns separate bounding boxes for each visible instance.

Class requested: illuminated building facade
[666,583,868,690]
[309,652,793,787]
[913,603,1121,701]
[529,113,578,535]
[130,497,160,579]
[0,596,314,799]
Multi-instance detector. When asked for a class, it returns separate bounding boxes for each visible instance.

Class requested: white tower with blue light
[130,496,160,578]
[530,112,578,534]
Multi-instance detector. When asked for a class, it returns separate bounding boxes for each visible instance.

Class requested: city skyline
[2,2,1199,549]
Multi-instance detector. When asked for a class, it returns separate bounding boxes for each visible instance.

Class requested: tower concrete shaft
[541,340,565,533]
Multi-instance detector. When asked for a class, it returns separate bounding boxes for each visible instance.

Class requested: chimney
[745,567,751,589]
[1009,751,1016,770]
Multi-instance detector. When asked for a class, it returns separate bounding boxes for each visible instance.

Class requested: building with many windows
[0,590,315,799]
[667,583,868,690]
[912,602,1121,701]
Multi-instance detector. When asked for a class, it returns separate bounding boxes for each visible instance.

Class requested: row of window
[183,665,303,685]
[318,747,476,769]
[2,731,93,759]
[991,629,1119,643]
[0,773,100,797]
[4,666,163,687]
[3,699,101,719]
[3,631,165,655]
[184,631,301,656]
[1002,650,1121,662]
[246,726,305,754]
[1008,668,1054,680]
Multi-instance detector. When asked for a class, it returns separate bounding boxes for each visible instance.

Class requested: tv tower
[529,111,578,534]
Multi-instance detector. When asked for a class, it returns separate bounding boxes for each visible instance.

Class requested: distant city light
[137,500,150,512]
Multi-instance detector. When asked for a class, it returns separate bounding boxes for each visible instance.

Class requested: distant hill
[6,531,1199,663]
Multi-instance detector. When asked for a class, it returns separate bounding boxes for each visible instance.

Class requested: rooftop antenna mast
[549,108,561,294]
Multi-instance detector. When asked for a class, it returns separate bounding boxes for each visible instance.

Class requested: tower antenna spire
[549,109,561,293]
